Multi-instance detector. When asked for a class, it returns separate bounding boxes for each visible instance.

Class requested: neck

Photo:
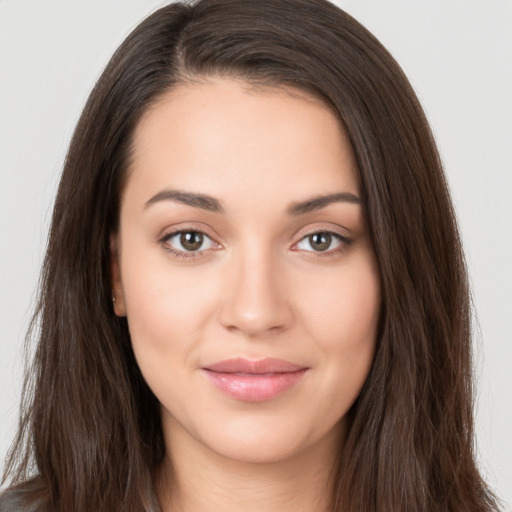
[156,417,342,512]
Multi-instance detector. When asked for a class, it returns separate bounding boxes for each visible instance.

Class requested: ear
[110,235,127,317]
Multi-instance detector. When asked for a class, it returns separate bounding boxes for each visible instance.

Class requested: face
[112,78,380,465]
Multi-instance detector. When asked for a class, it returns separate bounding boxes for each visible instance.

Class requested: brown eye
[295,231,349,255]
[308,233,332,252]
[180,231,204,251]
[163,230,217,254]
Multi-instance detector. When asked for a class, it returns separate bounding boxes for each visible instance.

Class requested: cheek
[297,254,380,401]
[301,256,381,349]
[118,246,219,374]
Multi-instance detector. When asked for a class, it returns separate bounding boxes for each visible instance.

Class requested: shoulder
[0,480,50,512]
[0,491,46,512]
[0,489,30,512]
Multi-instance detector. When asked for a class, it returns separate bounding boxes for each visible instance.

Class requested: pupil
[310,233,331,251]
[180,232,203,251]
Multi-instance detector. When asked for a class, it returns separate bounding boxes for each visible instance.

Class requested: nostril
[217,255,293,337]
[218,294,293,337]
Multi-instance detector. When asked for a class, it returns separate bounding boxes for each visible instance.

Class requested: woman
[0,0,500,510]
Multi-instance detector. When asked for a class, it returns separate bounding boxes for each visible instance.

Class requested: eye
[295,231,350,254]
[161,230,218,254]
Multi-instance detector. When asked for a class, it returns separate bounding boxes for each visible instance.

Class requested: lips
[202,358,308,402]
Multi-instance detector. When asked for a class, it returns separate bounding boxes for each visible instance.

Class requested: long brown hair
[1,0,499,510]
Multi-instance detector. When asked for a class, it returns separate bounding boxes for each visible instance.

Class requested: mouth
[202,358,309,402]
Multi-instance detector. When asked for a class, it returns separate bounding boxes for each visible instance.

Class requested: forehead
[126,78,360,209]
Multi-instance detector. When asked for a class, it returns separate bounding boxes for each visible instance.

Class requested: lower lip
[202,369,307,402]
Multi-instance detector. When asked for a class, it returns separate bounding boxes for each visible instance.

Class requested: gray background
[1,0,511,508]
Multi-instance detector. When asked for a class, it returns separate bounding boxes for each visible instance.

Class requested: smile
[202,358,308,402]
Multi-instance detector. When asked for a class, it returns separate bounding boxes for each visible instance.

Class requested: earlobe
[110,235,127,317]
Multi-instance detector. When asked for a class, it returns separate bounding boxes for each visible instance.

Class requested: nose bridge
[219,243,291,337]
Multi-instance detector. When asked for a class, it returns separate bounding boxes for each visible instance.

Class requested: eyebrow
[143,189,361,215]
[144,190,224,213]
[287,192,362,216]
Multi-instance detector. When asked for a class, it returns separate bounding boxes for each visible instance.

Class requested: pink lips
[202,358,308,402]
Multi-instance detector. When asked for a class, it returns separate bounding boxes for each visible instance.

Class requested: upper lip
[204,358,307,374]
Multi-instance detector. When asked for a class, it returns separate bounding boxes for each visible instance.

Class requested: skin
[112,78,381,512]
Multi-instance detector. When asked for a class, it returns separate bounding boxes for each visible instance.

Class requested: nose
[218,248,293,338]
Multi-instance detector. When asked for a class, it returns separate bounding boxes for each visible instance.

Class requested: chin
[176,409,346,466]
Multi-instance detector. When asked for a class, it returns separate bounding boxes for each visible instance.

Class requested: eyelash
[294,230,353,258]
[158,228,217,260]
[158,228,353,260]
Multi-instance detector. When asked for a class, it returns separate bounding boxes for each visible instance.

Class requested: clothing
[0,488,162,512]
